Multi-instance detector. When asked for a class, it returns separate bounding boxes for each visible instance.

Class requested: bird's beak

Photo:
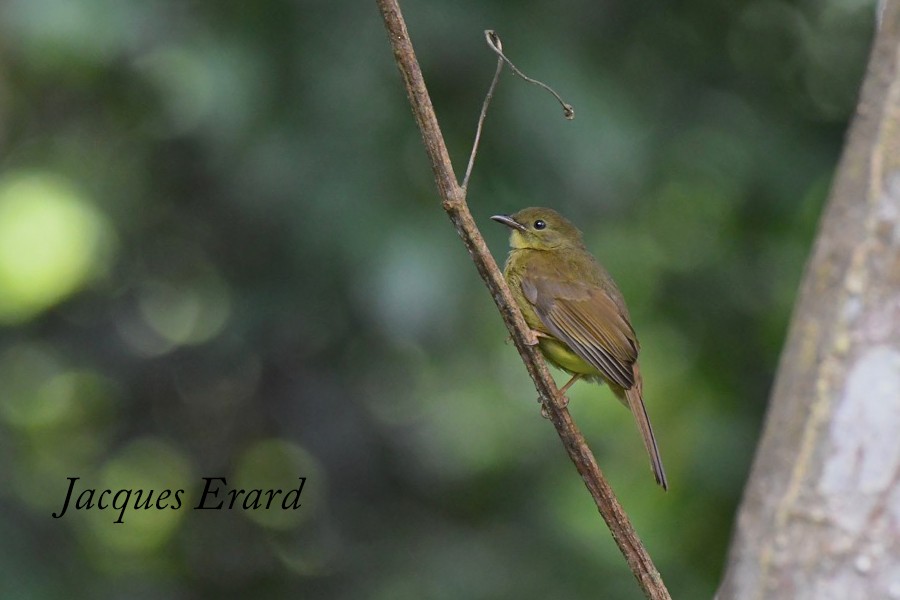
[491,214,526,231]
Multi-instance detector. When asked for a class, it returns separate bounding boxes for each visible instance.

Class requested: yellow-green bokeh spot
[0,171,115,324]
[137,270,231,347]
[0,343,62,429]
[2,358,115,437]
[232,439,321,530]
[80,438,192,555]
[0,343,118,511]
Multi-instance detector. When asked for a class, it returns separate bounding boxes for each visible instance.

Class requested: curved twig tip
[485,29,502,53]
[482,30,574,121]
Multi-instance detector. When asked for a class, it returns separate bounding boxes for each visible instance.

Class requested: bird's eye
[533,220,546,230]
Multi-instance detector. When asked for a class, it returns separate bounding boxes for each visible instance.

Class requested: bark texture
[718,5,900,599]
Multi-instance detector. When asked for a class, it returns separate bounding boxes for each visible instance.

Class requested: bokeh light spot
[137,270,231,347]
[81,438,192,555]
[363,230,463,343]
[0,343,61,428]
[0,172,114,324]
[232,439,321,530]
[2,348,118,513]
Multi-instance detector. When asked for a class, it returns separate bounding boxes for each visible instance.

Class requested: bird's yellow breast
[538,337,601,377]
[504,249,602,378]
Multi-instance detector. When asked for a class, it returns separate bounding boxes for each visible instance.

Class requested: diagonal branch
[376,2,671,599]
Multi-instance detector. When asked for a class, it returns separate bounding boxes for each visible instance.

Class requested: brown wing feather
[520,261,668,490]
[522,276,638,389]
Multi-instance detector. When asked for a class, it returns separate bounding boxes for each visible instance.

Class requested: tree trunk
[717,4,900,599]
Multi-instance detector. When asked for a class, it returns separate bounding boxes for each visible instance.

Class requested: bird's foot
[538,393,570,419]
[524,329,549,347]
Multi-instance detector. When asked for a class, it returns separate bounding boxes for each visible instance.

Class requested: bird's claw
[524,329,546,347]
[538,393,569,419]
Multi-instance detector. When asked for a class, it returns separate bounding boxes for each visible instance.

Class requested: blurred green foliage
[0,0,874,598]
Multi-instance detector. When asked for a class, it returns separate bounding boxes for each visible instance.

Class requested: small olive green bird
[492,207,667,490]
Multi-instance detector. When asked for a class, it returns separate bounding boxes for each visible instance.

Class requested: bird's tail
[624,363,668,490]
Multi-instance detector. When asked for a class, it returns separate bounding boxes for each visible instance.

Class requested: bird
[492,207,667,490]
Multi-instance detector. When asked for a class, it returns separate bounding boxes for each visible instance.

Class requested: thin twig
[375,3,671,599]
[463,30,575,190]
[462,38,504,191]
[484,30,575,120]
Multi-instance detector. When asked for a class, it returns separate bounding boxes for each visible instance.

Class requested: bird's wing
[521,274,637,389]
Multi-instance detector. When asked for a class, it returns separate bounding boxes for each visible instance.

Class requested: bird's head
[491,207,584,251]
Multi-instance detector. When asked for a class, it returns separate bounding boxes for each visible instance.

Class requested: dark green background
[0,1,874,598]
